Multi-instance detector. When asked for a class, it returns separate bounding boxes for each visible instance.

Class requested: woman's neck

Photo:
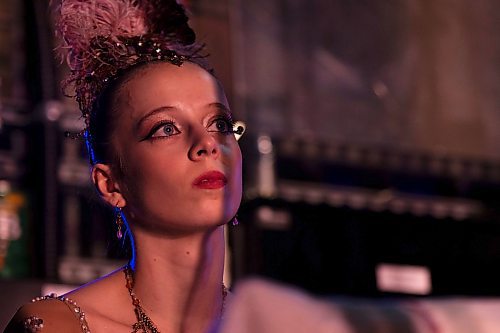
[129,225,226,333]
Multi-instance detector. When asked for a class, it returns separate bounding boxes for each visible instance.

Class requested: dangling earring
[231,215,239,226]
[115,207,124,239]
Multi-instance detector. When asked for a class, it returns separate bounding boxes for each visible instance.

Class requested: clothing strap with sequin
[23,294,91,333]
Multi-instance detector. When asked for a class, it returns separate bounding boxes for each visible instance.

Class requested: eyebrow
[136,106,177,131]
[208,102,233,120]
[136,102,233,131]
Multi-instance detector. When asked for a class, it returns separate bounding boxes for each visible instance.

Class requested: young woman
[5,1,244,332]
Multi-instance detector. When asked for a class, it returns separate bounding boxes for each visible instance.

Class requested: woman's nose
[188,129,221,161]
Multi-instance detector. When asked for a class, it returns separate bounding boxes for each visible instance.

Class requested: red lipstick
[193,171,227,189]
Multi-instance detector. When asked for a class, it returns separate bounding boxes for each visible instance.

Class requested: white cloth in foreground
[219,279,500,333]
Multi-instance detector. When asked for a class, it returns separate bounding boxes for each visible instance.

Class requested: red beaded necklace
[124,266,227,333]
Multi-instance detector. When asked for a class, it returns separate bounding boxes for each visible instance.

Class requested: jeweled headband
[55,0,208,124]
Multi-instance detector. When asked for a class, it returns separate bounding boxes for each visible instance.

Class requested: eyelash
[142,115,237,141]
[142,119,179,141]
[207,115,236,135]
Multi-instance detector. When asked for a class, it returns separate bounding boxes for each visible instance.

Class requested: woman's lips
[192,170,227,189]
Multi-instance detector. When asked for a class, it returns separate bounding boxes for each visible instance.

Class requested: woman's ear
[91,163,126,207]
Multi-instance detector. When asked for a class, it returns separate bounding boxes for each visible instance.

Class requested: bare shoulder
[4,298,83,333]
[4,268,129,333]
[64,266,127,312]
[62,267,133,330]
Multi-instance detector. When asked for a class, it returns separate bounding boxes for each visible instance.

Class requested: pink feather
[52,0,207,118]
[56,0,147,69]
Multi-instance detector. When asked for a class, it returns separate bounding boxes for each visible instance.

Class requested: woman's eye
[150,122,180,138]
[208,117,234,134]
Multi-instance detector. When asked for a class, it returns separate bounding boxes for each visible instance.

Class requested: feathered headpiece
[54,0,207,122]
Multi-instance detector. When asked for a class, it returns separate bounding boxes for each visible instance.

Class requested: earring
[115,207,124,239]
[231,215,239,226]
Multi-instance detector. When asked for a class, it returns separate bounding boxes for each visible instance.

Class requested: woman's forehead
[126,62,224,101]
[117,62,229,118]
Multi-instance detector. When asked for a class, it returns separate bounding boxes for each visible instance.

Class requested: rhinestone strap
[22,316,43,332]
[30,294,91,333]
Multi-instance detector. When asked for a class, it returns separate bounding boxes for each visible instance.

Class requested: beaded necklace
[124,266,227,333]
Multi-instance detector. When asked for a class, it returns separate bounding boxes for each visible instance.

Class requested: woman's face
[110,62,242,235]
